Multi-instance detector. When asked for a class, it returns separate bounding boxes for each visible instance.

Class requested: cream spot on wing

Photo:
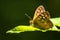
[41,14,44,16]
[43,17,45,19]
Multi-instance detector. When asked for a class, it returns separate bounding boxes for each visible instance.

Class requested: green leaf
[50,17,60,26]
[6,17,60,33]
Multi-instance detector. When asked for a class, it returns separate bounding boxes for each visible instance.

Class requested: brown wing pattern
[30,5,53,29]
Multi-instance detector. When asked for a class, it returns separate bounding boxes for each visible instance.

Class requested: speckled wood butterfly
[25,5,53,30]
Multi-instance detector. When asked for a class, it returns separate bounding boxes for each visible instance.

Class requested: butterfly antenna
[25,13,32,19]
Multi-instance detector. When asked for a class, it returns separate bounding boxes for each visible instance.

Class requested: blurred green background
[0,0,60,40]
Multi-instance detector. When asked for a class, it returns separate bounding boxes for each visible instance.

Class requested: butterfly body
[30,5,53,29]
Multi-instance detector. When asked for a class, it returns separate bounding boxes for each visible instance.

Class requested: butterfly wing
[32,5,53,29]
[33,5,46,22]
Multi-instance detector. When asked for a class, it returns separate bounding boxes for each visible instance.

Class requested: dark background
[0,0,60,40]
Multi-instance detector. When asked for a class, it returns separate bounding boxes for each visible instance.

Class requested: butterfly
[28,5,53,30]
[6,5,60,33]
